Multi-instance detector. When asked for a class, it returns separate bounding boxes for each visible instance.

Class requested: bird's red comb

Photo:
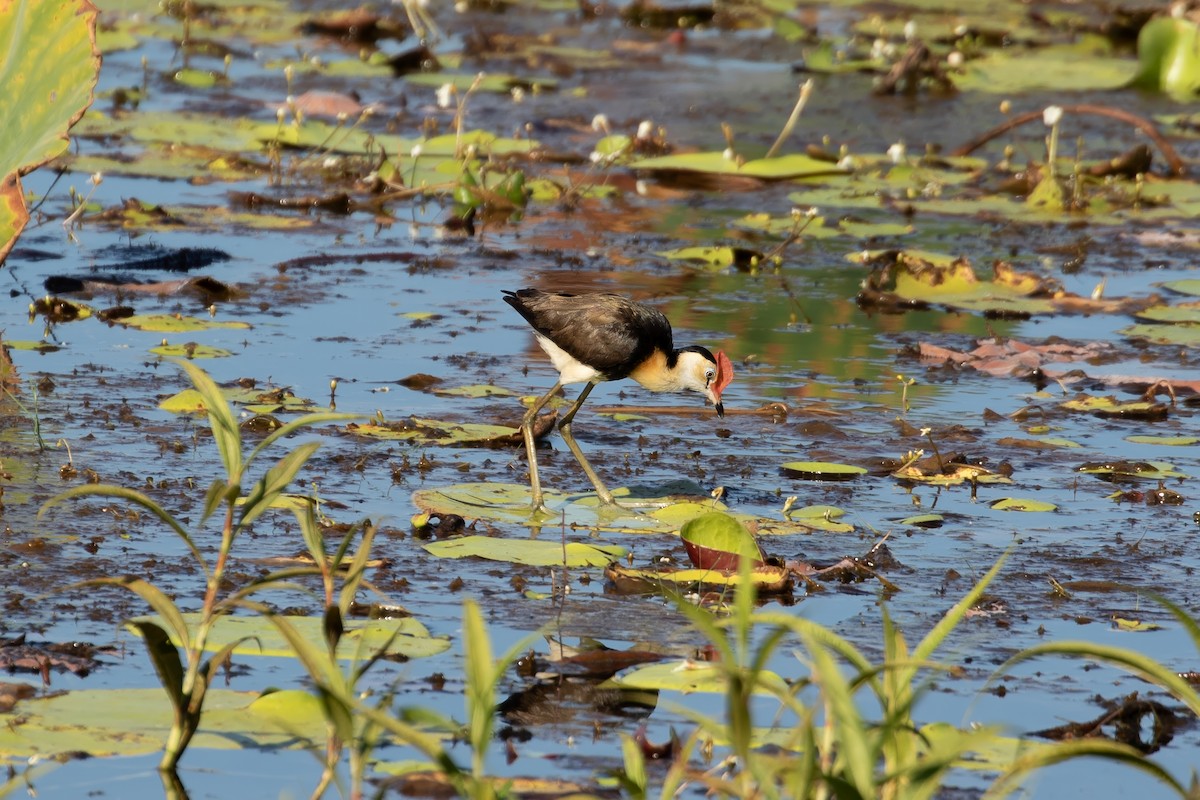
[714,351,734,399]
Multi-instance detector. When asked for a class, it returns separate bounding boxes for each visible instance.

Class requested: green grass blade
[176,360,243,480]
[244,412,363,467]
[799,631,875,797]
[124,619,185,711]
[912,550,1008,665]
[237,441,321,529]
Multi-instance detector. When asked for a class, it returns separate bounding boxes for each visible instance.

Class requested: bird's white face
[677,350,733,417]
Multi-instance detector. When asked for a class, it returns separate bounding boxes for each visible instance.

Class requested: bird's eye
[704,368,715,385]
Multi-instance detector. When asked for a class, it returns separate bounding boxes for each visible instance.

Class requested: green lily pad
[4,340,62,353]
[656,246,761,270]
[411,483,824,535]
[680,512,764,570]
[1060,396,1169,420]
[432,384,517,398]
[989,498,1058,512]
[952,41,1134,94]
[608,660,789,695]
[114,314,251,333]
[898,513,944,528]
[605,562,791,594]
[129,612,450,659]
[1135,302,1200,323]
[632,151,846,181]
[348,418,523,446]
[149,343,234,359]
[780,461,867,481]
[159,386,321,414]
[1120,322,1200,346]
[786,505,854,533]
[1125,435,1200,446]
[422,535,625,567]
[1159,279,1200,298]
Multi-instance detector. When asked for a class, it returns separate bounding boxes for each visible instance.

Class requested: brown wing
[503,288,674,379]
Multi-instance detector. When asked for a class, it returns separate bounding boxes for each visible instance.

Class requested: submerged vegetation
[3,0,1200,797]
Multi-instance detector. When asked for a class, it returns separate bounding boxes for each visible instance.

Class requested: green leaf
[680,512,763,568]
[236,442,321,530]
[989,498,1058,512]
[423,535,625,567]
[1130,16,1200,97]
[1125,435,1200,446]
[610,660,789,695]
[177,361,243,480]
[130,612,451,660]
[780,461,867,480]
[631,151,845,180]
[117,314,251,332]
[0,0,101,261]
[124,619,186,712]
[149,343,234,359]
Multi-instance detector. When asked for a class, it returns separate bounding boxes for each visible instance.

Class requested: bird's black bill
[715,401,725,418]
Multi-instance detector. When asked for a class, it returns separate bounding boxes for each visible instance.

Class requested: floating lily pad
[680,512,764,570]
[786,505,854,533]
[411,483,824,535]
[1159,279,1200,298]
[632,151,846,181]
[129,612,450,659]
[780,461,867,481]
[990,498,1058,512]
[1077,461,1187,481]
[159,386,321,414]
[348,418,526,447]
[113,314,251,333]
[423,536,625,567]
[656,246,761,270]
[605,562,791,594]
[607,660,789,695]
[432,384,517,398]
[1060,396,1169,420]
[148,343,234,359]
[1120,322,1200,346]
[898,513,944,528]
[1134,303,1200,324]
[1125,435,1200,446]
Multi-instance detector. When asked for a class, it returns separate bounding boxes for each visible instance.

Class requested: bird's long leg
[556,382,621,507]
[521,381,562,515]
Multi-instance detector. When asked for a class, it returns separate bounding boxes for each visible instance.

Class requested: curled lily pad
[990,498,1058,512]
[781,461,867,481]
[898,514,944,528]
[680,512,764,570]
[422,536,625,567]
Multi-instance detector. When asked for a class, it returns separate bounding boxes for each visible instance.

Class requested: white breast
[534,333,601,385]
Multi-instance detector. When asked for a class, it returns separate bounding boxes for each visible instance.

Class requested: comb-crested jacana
[503,287,733,514]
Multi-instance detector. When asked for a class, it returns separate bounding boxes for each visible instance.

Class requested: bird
[503,287,733,515]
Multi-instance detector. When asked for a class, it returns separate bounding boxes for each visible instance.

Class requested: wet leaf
[632,151,846,181]
[348,417,543,447]
[679,512,764,570]
[0,0,101,262]
[608,660,789,695]
[432,384,517,398]
[656,246,762,270]
[1125,435,1200,446]
[780,461,867,481]
[129,613,450,659]
[159,386,319,415]
[990,498,1058,512]
[422,536,625,567]
[952,41,1134,94]
[1060,396,1169,420]
[1159,279,1200,298]
[112,314,251,333]
[899,514,944,528]
[605,561,791,594]
[0,688,324,758]
[1120,322,1200,347]
[1130,16,1200,97]
[1077,461,1187,481]
[149,343,234,359]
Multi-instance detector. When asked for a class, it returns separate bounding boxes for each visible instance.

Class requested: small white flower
[805,206,819,218]
[1043,105,1063,127]
[90,172,103,186]
[636,120,654,140]
[435,83,454,109]
[284,64,294,81]
[871,38,887,59]
[722,147,736,161]
[336,111,348,123]
[588,150,603,164]
[322,156,340,169]
[591,113,610,133]
[410,144,423,159]
[836,154,858,170]
[887,141,906,164]
[947,51,963,68]
[275,107,286,122]
[999,99,1012,114]
[903,19,917,41]
[454,0,467,11]
[635,179,649,195]
[954,24,968,36]
[510,86,525,103]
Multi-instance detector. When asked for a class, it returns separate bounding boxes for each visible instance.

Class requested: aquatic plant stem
[765,79,813,159]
